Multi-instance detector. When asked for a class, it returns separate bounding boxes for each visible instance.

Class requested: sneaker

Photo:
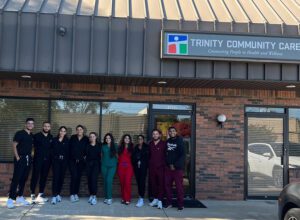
[125,201,130,205]
[70,195,76,203]
[88,195,93,203]
[74,194,79,202]
[177,207,184,211]
[30,194,36,204]
[16,196,30,206]
[6,198,15,209]
[91,196,97,205]
[163,204,172,209]
[106,199,112,205]
[103,199,108,204]
[136,198,144,207]
[35,193,48,203]
[149,198,158,207]
[157,200,163,209]
[121,200,125,204]
[56,195,62,202]
[51,197,57,205]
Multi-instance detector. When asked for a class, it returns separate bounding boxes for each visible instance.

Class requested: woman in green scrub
[101,133,117,205]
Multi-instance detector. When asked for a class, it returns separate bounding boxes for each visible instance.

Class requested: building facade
[1,0,300,200]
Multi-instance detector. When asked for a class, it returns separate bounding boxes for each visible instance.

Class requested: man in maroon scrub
[148,129,166,209]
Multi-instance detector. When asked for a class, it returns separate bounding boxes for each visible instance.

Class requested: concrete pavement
[0,197,278,220]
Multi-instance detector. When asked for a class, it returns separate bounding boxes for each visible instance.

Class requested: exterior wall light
[58,26,67,37]
[217,114,226,128]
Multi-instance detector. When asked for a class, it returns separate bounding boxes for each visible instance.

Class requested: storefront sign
[161,31,300,63]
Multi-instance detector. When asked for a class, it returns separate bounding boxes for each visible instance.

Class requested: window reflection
[289,109,300,168]
[0,99,48,161]
[51,100,100,136]
[101,102,149,142]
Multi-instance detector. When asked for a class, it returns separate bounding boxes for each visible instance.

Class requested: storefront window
[288,109,300,168]
[0,98,49,161]
[152,103,192,110]
[51,100,100,137]
[101,102,149,143]
[246,107,284,113]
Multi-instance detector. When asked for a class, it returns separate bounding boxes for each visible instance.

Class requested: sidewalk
[0,197,278,220]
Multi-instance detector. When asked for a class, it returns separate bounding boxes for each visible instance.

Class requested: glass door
[150,106,195,198]
[246,116,286,198]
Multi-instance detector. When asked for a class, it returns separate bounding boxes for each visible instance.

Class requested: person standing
[69,125,89,202]
[51,126,69,205]
[6,118,35,209]
[117,134,134,205]
[30,121,53,204]
[164,127,185,211]
[101,133,117,205]
[132,135,149,208]
[86,132,101,205]
[148,129,166,209]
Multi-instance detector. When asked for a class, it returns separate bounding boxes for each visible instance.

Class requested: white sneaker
[30,194,36,204]
[56,195,62,202]
[51,197,57,205]
[35,193,48,203]
[149,198,158,207]
[136,198,144,207]
[106,199,112,205]
[70,195,76,203]
[88,195,93,203]
[6,198,15,209]
[157,200,163,209]
[91,196,97,205]
[74,194,79,202]
[103,199,108,204]
[16,196,30,206]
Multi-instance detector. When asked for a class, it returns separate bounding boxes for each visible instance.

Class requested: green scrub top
[101,144,118,167]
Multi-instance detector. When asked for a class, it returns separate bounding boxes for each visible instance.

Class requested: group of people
[6,117,185,211]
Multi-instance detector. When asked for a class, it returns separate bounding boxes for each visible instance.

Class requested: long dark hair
[118,134,134,155]
[103,133,116,158]
[57,126,68,139]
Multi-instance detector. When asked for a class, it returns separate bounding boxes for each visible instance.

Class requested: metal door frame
[245,112,289,200]
[148,105,196,199]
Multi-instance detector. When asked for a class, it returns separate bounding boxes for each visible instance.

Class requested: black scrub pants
[86,160,100,195]
[9,155,31,199]
[30,157,51,194]
[134,166,147,198]
[52,157,68,196]
[69,160,85,195]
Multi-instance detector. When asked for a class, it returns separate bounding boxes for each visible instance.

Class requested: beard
[43,129,50,134]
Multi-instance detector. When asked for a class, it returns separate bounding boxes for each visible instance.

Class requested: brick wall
[289,169,300,184]
[0,79,299,200]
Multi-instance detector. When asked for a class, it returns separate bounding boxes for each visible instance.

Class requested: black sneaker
[177,207,184,211]
[121,200,126,204]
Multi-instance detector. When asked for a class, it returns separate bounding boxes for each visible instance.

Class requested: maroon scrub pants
[165,167,184,208]
[149,166,165,201]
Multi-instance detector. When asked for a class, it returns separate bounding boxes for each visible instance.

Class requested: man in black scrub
[6,118,35,209]
[30,121,53,204]
[69,125,89,202]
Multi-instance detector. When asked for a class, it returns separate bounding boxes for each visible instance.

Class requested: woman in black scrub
[132,135,149,207]
[51,126,69,205]
[69,125,89,202]
[86,132,101,205]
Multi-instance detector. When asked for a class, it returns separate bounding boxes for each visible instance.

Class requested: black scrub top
[13,129,34,156]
